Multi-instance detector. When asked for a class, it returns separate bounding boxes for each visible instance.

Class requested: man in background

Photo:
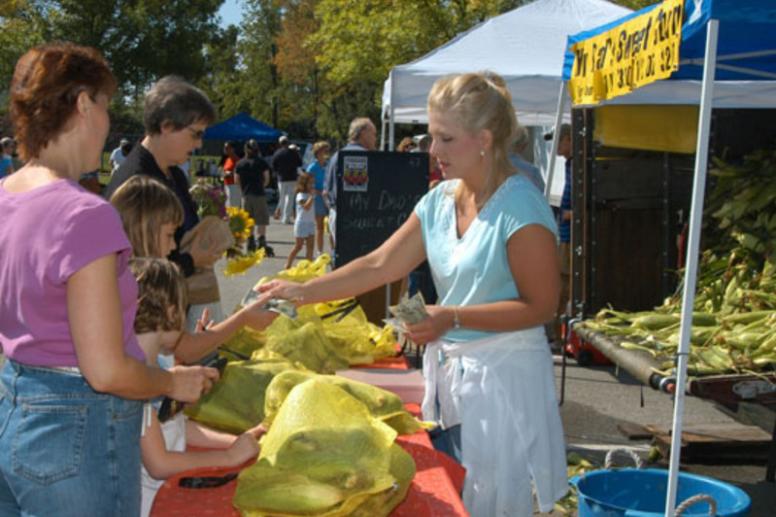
[109,138,132,176]
[510,126,545,192]
[323,117,377,247]
[236,139,274,256]
[271,135,302,224]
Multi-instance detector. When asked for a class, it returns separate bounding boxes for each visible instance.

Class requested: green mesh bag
[263,371,421,435]
[233,379,415,517]
[183,358,299,434]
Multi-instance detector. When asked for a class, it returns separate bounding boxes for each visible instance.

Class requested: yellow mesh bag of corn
[257,318,349,374]
[222,326,267,358]
[233,378,415,517]
[313,301,397,364]
[263,370,421,435]
[254,254,331,287]
[184,357,300,434]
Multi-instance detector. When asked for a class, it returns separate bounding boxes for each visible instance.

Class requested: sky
[218,0,243,28]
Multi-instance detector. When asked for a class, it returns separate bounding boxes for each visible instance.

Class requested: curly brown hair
[110,176,183,257]
[129,258,187,334]
[9,42,117,161]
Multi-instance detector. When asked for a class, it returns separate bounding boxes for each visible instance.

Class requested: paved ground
[215,218,775,516]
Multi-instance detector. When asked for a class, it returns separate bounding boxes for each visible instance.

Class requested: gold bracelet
[452,307,461,329]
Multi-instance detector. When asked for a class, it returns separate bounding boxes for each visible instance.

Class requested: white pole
[380,111,387,151]
[389,70,396,151]
[665,19,719,517]
[545,81,567,200]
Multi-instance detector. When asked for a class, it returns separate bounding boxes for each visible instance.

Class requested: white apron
[421,327,568,516]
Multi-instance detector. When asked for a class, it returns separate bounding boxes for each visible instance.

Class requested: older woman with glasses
[104,76,222,278]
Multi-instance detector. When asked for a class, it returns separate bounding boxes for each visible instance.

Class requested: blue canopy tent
[203,112,281,142]
[552,1,776,513]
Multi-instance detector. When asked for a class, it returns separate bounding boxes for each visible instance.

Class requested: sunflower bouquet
[190,179,227,219]
[188,181,265,277]
[224,206,265,276]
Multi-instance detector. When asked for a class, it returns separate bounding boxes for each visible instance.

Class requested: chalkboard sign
[335,151,428,267]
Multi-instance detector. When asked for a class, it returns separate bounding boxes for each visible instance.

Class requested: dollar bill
[263,298,298,320]
[240,289,298,320]
[389,292,429,325]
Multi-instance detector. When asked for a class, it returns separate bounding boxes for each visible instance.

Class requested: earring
[480,149,485,157]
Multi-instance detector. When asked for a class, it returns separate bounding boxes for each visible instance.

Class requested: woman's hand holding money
[404,305,456,345]
[257,279,308,305]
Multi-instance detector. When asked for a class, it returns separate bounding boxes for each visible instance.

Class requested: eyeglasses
[187,127,205,140]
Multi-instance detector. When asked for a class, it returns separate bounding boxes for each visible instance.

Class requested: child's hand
[245,423,268,440]
[227,432,261,465]
[168,365,220,403]
[195,308,213,333]
[240,293,279,330]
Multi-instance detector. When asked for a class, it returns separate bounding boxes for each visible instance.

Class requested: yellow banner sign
[569,0,683,105]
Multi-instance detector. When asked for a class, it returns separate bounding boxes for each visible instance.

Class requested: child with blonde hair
[285,172,316,269]
[130,257,264,517]
[110,176,276,364]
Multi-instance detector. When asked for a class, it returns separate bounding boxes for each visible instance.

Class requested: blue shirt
[0,156,12,179]
[414,175,557,342]
[558,159,572,243]
[306,161,326,191]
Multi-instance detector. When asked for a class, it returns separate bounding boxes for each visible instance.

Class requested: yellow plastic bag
[258,319,349,374]
[184,358,299,434]
[263,370,421,435]
[233,378,415,517]
[222,326,267,358]
[254,254,331,287]
[313,301,394,365]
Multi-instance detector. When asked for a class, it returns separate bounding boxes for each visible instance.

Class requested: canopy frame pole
[665,18,719,517]
[388,71,396,152]
[380,112,387,151]
[544,81,567,200]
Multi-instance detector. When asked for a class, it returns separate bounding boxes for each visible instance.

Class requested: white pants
[225,184,242,209]
[277,181,296,223]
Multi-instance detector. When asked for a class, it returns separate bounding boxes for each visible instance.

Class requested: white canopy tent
[380,0,631,204]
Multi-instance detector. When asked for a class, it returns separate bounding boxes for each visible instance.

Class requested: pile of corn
[581,148,776,377]
[553,453,597,515]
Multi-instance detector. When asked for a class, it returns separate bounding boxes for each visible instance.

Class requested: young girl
[285,172,316,269]
[110,175,277,364]
[130,257,264,517]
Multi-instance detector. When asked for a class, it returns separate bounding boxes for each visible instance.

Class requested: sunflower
[224,248,266,277]
[226,206,255,243]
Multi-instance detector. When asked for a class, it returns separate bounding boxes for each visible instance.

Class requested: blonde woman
[261,72,567,516]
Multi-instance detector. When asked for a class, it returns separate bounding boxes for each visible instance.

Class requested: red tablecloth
[353,354,410,370]
[150,428,467,517]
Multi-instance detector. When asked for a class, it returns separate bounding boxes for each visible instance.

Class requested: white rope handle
[675,493,717,516]
[604,448,644,470]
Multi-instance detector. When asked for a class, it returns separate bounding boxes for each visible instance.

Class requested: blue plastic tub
[570,468,751,517]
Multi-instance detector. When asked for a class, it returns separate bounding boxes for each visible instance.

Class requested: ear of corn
[580,148,776,377]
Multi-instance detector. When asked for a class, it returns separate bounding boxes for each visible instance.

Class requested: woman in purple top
[0,43,218,517]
